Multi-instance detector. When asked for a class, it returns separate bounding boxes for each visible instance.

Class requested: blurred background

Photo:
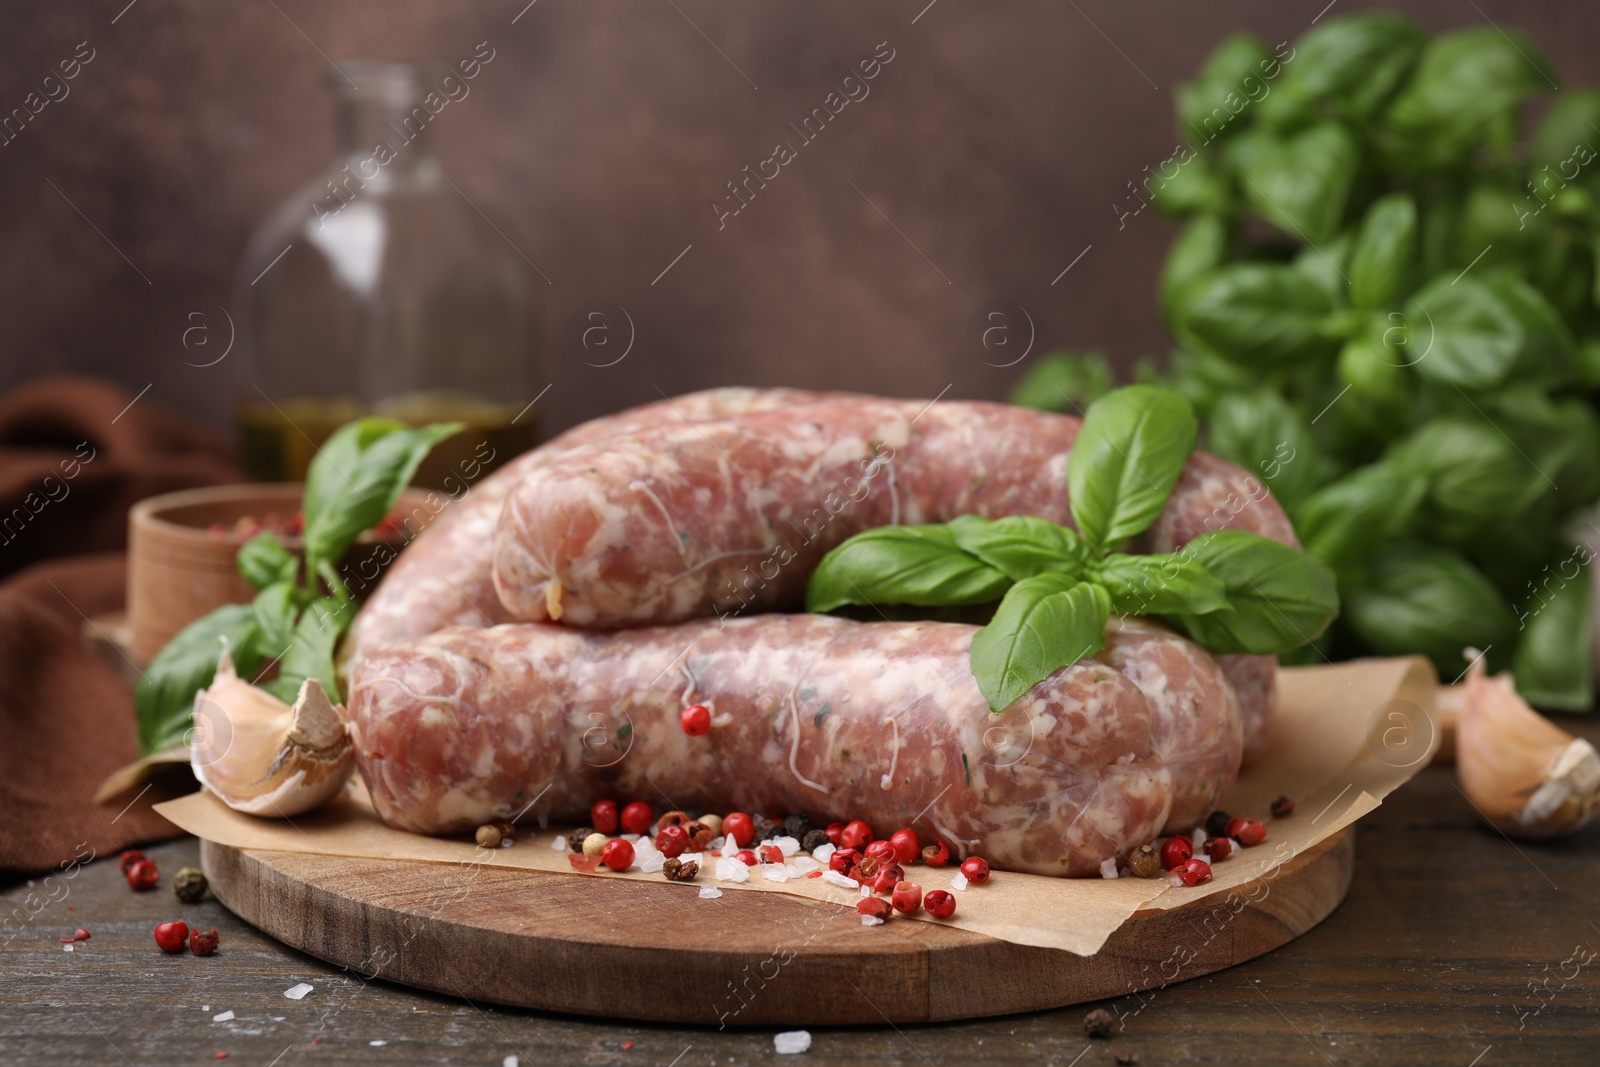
[2,0,1590,440]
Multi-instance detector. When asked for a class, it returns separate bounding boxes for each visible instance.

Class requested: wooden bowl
[127,483,437,663]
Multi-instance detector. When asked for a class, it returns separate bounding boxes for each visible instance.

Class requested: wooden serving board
[201,828,1352,1026]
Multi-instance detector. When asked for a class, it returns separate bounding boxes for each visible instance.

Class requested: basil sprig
[134,418,460,755]
[806,385,1339,711]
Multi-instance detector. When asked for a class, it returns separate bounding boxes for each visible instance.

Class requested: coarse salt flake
[788,855,820,873]
[369,1040,386,1047]
[774,835,801,857]
[951,871,969,892]
[715,857,750,883]
[62,944,73,952]
[774,1030,812,1054]
[859,914,884,927]
[821,870,859,890]
[709,835,726,851]
[1191,826,1207,850]
[698,886,723,899]
[212,1011,234,1022]
[283,983,313,1001]
[1100,858,1119,879]
[761,864,790,883]
[505,1057,519,1067]
[812,842,837,864]
[680,853,703,866]
[550,835,567,851]
[638,850,666,874]
[621,833,641,842]
[859,884,871,897]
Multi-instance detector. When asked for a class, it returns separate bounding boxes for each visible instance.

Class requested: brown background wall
[0,0,1593,440]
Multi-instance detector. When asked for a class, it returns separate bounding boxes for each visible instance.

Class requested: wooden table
[5,727,1599,1066]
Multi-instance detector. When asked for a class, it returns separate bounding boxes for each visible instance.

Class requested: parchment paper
[156,656,1438,956]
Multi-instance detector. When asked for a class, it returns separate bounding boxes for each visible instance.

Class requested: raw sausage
[1097,617,1243,832]
[342,388,837,669]
[345,615,1178,876]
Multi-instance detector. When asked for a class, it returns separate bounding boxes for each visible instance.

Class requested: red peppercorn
[828,848,861,876]
[1159,836,1194,870]
[857,897,892,922]
[680,703,712,736]
[891,880,923,916]
[888,827,920,865]
[854,854,881,881]
[1270,795,1295,819]
[863,839,898,865]
[153,921,189,953]
[600,838,635,872]
[734,849,758,866]
[959,856,990,885]
[655,824,689,858]
[723,812,755,847]
[923,889,956,919]
[590,800,620,835]
[190,928,221,956]
[825,821,846,846]
[619,801,654,836]
[1226,817,1267,847]
[1206,837,1233,863]
[59,928,90,943]
[126,859,160,892]
[839,820,874,850]
[921,841,950,867]
[118,850,148,876]
[1172,858,1213,887]
[758,844,785,864]
[871,864,904,894]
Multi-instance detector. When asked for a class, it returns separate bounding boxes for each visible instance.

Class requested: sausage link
[346,615,1176,876]
[342,388,837,668]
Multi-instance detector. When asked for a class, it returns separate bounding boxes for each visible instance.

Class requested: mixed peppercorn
[1115,802,1285,886]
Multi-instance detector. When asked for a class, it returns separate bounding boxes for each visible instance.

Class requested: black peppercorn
[1083,1007,1114,1038]
[569,827,594,853]
[801,829,830,853]
[783,813,814,840]
[753,818,782,844]
[1204,810,1232,839]
[662,858,700,882]
[172,867,208,904]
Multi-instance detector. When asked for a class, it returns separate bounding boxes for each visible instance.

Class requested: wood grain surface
[196,829,1351,1026]
[5,736,1599,1065]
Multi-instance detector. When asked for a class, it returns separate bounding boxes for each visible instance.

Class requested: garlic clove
[191,643,354,817]
[1456,656,1600,840]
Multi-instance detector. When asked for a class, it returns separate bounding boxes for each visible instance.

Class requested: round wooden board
[200,828,1352,1026]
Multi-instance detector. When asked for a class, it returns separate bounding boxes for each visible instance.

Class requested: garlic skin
[1457,657,1600,839]
[191,645,355,817]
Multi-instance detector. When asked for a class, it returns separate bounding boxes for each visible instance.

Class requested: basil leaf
[969,577,1110,712]
[1386,417,1550,531]
[1204,389,1328,513]
[1171,531,1339,655]
[1067,386,1198,550]
[1294,462,1426,567]
[263,597,350,704]
[1492,391,1600,513]
[1258,12,1425,127]
[251,582,300,662]
[1008,352,1114,414]
[1513,558,1594,711]
[1291,232,1353,306]
[1344,542,1516,677]
[1234,123,1358,244]
[1381,27,1556,171]
[237,532,297,591]
[1150,147,1230,217]
[301,420,462,578]
[1400,274,1571,390]
[1160,215,1231,322]
[947,515,1093,583]
[135,604,262,756]
[1175,33,1272,144]
[1088,554,1228,617]
[1336,334,1412,434]
[1173,263,1338,368]
[806,526,1010,613]
[1348,193,1418,311]
[1531,89,1600,198]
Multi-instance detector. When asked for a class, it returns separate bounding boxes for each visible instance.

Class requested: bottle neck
[332,64,440,186]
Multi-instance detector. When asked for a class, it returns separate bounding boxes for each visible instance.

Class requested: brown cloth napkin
[0,377,240,873]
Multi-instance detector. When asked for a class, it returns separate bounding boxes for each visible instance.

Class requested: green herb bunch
[135,418,460,755]
[1019,12,1600,709]
[806,385,1338,711]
